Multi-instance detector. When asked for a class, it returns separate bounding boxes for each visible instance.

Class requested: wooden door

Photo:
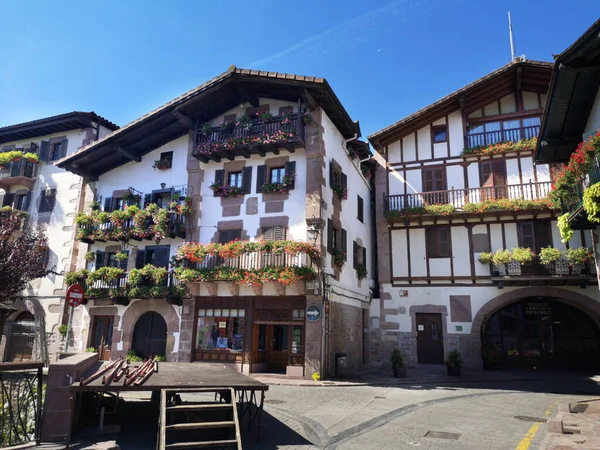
[416,313,444,364]
[91,316,114,361]
[6,312,35,362]
[267,325,290,372]
[479,160,507,200]
[132,312,167,358]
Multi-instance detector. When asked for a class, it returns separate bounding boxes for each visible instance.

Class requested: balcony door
[479,160,507,201]
[422,167,448,205]
[518,221,552,275]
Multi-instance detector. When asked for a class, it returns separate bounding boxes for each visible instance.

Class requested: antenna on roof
[508,11,516,61]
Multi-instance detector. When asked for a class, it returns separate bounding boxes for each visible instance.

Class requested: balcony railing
[74,270,184,303]
[183,251,312,272]
[80,215,186,243]
[386,181,552,211]
[0,160,37,189]
[488,256,594,278]
[467,125,540,148]
[192,114,306,162]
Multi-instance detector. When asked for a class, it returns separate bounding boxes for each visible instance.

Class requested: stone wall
[41,352,98,442]
[328,301,364,375]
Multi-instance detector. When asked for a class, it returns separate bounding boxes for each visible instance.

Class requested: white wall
[585,85,600,136]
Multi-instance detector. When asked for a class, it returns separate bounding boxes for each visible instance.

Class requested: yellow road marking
[515,404,555,450]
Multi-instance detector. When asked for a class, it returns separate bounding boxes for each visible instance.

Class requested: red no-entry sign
[66,284,85,307]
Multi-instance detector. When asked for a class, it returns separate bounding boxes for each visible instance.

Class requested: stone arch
[115,299,180,361]
[465,287,600,369]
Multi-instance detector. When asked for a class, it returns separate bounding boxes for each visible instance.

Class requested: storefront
[193,296,307,375]
[483,298,600,369]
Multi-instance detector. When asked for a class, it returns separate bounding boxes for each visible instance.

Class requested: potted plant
[259,111,273,123]
[332,248,346,269]
[153,159,170,171]
[390,348,407,378]
[491,249,513,266]
[478,252,493,265]
[58,324,68,339]
[236,114,253,131]
[115,251,128,263]
[200,122,213,135]
[356,264,368,280]
[445,349,463,376]
[332,181,349,200]
[539,247,562,266]
[566,247,594,266]
[85,251,96,263]
[511,247,535,265]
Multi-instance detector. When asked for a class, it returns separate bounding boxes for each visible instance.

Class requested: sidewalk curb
[253,376,543,387]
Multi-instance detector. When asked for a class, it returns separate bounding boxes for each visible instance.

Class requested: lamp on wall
[307,223,320,243]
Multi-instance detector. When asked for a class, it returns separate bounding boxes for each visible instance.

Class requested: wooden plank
[166,421,235,431]
[166,404,232,412]
[165,440,238,449]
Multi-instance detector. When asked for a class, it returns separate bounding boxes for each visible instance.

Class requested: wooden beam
[236,83,259,107]
[172,110,194,130]
[302,89,317,110]
[114,145,141,162]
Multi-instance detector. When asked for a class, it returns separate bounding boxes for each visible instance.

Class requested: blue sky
[1,1,598,139]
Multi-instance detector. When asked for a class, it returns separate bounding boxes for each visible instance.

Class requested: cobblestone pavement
[57,372,600,449]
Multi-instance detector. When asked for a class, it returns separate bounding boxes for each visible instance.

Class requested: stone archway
[114,299,180,361]
[464,287,600,369]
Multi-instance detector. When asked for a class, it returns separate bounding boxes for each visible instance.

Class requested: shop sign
[525,302,552,316]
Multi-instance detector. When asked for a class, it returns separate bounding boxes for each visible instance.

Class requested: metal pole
[320,269,326,380]
[65,305,74,353]
[508,11,516,61]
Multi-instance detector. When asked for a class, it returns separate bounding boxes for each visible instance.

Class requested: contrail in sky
[246,0,417,67]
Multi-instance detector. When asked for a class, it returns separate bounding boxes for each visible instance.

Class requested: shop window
[196,308,246,352]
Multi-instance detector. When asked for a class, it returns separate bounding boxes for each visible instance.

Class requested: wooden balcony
[78,214,186,244]
[488,256,595,287]
[386,181,553,213]
[0,161,37,190]
[466,125,540,148]
[192,115,305,163]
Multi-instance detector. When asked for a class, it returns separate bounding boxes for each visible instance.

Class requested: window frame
[49,142,62,161]
[39,188,57,213]
[357,195,364,223]
[228,171,243,188]
[432,125,448,143]
[421,166,447,193]
[426,227,452,258]
[159,151,173,169]
[270,166,286,184]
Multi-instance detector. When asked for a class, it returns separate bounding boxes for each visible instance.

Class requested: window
[353,241,367,268]
[327,219,347,260]
[158,151,173,170]
[422,167,446,192]
[39,189,56,213]
[106,251,128,270]
[270,167,286,184]
[50,143,62,161]
[196,308,245,352]
[518,221,551,253]
[357,195,364,223]
[426,227,452,258]
[219,229,242,244]
[228,171,242,188]
[262,226,286,241]
[15,193,29,212]
[144,246,170,268]
[432,125,447,143]
[261,226,286,265]
[467,116,542,147]
[291,326,303,354]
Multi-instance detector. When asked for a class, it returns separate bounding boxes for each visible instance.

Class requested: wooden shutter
[262,227,274,240]
[480,160,506,187]
[60,138,68,159]
[39,141,49,161]
[3,193,14,207]
[534,222,552,253]
[353,241,358,269]
[357,195,364,222]
[219,229,242,244]
[341,172,347,192]
[119,250,129,270]
[434,168,446,190]
[242,166,253,194]
[341,228,347,254]
[95,251,106,268]
[214,169,225,197]
[362,247,367,267]
[422,169,434,192]
[438,227,451,257]
[256,165,267,193]
[152,246,170,269]
[327,219,333,254]
[426,228,437,257]
[104,197,113,212]
[29,142,38,154]
[329,160,334,187]
[10,159,21,177]
[518,222,535,250]
[39,191,48,213]
[24,192,31,211]
[135,250,146,269]
[285,161,296,189]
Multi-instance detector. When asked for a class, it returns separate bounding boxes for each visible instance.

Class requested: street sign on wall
[66,284,85,307]
[306,304,322,322]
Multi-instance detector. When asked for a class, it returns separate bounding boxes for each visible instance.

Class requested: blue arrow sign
[306,304,322,322]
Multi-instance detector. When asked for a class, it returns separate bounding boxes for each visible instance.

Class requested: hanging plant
[85,251,96,262]
[557,213,574,243]
[115,251,128,262]
[332,248,346,268]
[332,182,348,200]
[583,182,600,223]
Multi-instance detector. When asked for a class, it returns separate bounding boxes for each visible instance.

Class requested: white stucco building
[369,59,600,370]
[58,67,375,378]
[0,112,118,362]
